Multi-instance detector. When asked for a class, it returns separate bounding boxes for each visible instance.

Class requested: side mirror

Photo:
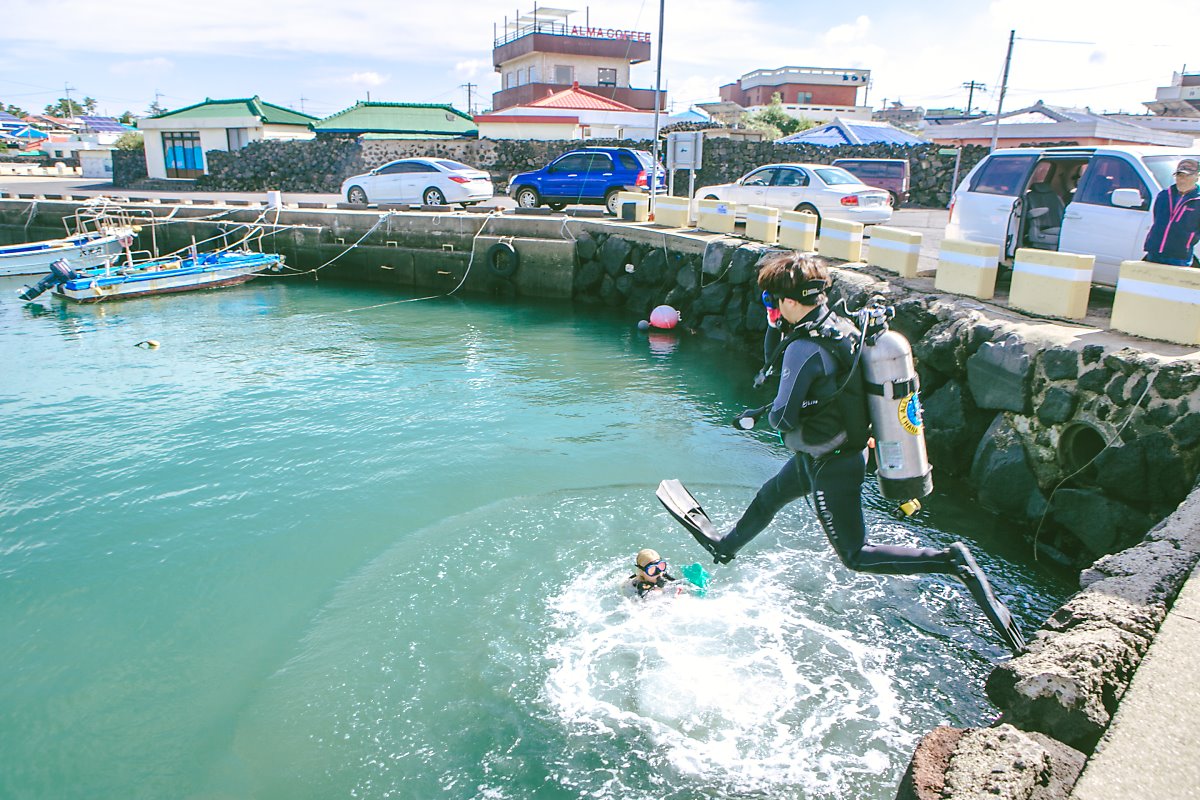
[1111,188,1142,209]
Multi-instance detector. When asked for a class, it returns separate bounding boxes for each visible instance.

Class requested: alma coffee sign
[568,25,652,42]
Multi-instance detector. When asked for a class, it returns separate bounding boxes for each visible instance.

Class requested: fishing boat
[0,200,139,277]
[18,249,284,303]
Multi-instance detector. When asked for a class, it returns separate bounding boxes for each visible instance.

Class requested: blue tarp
[778,119,927,147]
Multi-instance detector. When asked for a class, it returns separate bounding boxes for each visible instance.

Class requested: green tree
[113,132,144,150]
[118,110,136,126]
[3,102,27,118]
[44,97,84,117]
[744,92,817,139]
[146,99,166,117]
[81,96,98,114]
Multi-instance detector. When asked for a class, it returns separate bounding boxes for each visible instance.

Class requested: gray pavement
[1069,562,1200,799]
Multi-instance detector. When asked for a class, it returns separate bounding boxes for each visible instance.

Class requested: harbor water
[0,275,1071,799]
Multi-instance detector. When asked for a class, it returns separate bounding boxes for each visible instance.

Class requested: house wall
[477,120,581,140]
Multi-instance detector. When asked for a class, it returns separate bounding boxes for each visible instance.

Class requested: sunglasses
[637,559,667,577]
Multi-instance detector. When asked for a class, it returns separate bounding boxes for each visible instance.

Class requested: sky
[2,0,1197,121]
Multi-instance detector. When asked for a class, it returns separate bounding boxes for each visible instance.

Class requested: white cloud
[109,57,173,76]
[347,72,387,89]
[454,59,490,80]
[824,15,871,46]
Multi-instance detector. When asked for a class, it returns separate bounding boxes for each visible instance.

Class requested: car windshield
[1144,155,1200,190]
[814,167,864,186]
[436,160,473,172]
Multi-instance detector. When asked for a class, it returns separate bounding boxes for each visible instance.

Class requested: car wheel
[795,203,822,234]
[423,187,446,206]
[704,194,719,200]
[605,189,622,215]
[347,186,368,205]
[889,191,903,209]
[515,187,540,208]
[547,202,566,211]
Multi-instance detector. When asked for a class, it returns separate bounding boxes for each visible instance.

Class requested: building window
[598,68,617,87]
[226,127,250,150]
[528,65,538,83]
[162,130,204,178]
[554,65,573,85]
[796,91,813,104]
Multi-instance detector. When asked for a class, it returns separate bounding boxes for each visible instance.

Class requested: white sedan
[341,158,494,206]
[695,163,893,226]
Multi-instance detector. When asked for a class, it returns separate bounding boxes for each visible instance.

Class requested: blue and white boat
[18,250,284,303]
[0,201,138,277]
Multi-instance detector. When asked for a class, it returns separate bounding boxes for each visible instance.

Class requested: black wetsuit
[630,573,678,598]
[720,305,956,576]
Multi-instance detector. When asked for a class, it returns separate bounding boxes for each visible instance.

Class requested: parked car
[507,147,666,214]
[341,158,494,206]
[946,145,1200,286]
[694,163,893,226]
[832,158,910,208]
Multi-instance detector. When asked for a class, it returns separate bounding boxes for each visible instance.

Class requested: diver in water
[657,252,1025,655]
[628,548,680,598]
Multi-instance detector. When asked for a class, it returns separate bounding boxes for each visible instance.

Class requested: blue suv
[507,147,666,214]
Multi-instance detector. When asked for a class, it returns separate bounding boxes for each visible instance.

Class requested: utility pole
[649,0,665,215]
[461,83,477,115]
[63,82,76,117]
[299,96,308,114]
[962,80,986,115]
[990,30,1015,151]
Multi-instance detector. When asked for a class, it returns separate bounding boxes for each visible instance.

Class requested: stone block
[778,209,817,251]
[1036,387,1077,425]
[1040,348,1079,381]
[599,236,631,274]
[744,204,778,245]
[967,337,1033,413]
[816,217,864,262]
[1049,489,1152,556]
[970,414,1039,518]
[695,198,736,234]
[651,195,691,228]
[1111,259,1200,345]
[1009,248,1095,320]
[866,225,922,277]
[935,239,1000,300]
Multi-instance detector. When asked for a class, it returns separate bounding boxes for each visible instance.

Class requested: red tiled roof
[474,114,580,124]
[526,83,639,112]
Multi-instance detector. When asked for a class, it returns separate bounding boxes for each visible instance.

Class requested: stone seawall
[566,227,1200,568]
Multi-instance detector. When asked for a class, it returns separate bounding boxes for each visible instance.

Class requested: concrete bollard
[817,217,864,262]
[55,162,66,175]
[696,198,736,234]
[652,195,692,228]
[266,190,283,209]
[1111,260,1200,345]
[778,210,818,251]
[866,226,923,277]
[1009,248,1095,320]
[935,239,1000,300]
[616,191,649,222]
[745,205,779,245]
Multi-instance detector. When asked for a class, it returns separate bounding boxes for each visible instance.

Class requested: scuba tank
[853,301,934,506]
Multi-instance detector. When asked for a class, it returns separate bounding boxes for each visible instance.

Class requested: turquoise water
[0,276,1070,799]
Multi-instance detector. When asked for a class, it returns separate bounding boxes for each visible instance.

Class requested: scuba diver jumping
[657,252,1025,656]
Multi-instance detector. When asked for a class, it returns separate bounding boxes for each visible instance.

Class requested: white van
[945,146,1200,286]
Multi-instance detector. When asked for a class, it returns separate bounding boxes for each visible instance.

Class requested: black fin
[949,542,1026,656]
[656,480,732,564]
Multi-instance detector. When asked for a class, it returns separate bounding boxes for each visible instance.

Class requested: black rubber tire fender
[486,241,520,278]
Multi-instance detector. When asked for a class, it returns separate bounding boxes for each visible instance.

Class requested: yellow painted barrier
[778,210,818,251]
[652,195,691,228]
[866,226,923,277]
[934,239,1000,300]
[816,217,864,262]
[616,191,649,222]
[696,198,736,234]
[745,205,779,245]
[1111,260,1200,346]
[1009,248,1095,320]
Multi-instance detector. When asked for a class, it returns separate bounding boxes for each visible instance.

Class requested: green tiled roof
[313,102,476,136]
[152,96,317,126]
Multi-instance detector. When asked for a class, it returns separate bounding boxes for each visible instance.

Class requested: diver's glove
[733,404,772,430]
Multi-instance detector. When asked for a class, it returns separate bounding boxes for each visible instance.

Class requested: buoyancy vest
[769,309,872,458]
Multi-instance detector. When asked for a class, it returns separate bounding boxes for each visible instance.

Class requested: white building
[137,96,316,180]
[475,83,657,140]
